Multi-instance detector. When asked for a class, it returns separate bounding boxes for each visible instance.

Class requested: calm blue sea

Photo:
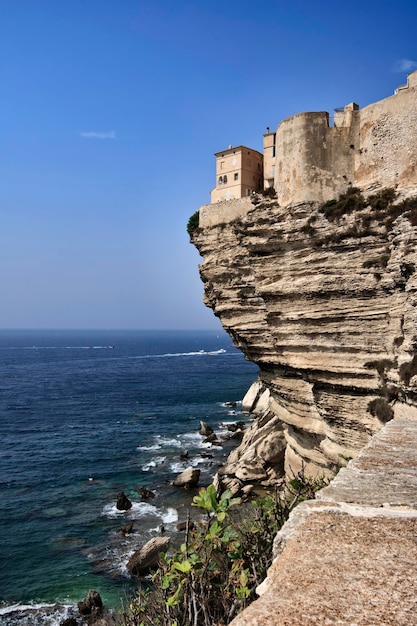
[0,329,257,624]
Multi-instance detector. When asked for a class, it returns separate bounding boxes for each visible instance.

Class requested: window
[234,173,239,181]
[220,160,225,170]
[271,146,276,157]
[223,175,228,184]
[218,176,223,185]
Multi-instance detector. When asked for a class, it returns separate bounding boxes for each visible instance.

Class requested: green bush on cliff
[186,210,200,236]
[120,473,326,626]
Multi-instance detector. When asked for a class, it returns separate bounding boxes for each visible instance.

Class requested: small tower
[210,145,263,203]
[263,128,276,190]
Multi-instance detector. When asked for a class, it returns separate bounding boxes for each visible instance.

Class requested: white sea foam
[169,461,187,474]
[102,501,177,525]
[161,507,178,524]
[102,500,159,518]
[132,348,227,359]
[141,456,166,471]
[155,436,183,448]
[181,432,203,443]
[136,443,161,451]
[0,602,75,625]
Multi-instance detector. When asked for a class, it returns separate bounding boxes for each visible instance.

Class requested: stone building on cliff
[207,70,417,222]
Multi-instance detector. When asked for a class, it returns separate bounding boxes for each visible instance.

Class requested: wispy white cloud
[393,58,417,73]
[80,131,116,140]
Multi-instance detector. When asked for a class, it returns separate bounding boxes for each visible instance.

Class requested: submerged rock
[120,521,134,535]
[136,486,155,500]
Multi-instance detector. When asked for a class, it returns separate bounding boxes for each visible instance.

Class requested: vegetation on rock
[186,211,200,236]
[120,474,325,626]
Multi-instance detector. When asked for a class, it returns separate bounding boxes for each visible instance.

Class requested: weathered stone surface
[199,420,214,436]
[126,536,170,576]
[230,417,417,625]
[192,193,417,485]
[77,590,103,618]
[173,467,200,488]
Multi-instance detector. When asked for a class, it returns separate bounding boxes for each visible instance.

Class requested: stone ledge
[230,417,417,625]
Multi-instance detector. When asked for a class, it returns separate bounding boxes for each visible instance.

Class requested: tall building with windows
[210,145,263,203]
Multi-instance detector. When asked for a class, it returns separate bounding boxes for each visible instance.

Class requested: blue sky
[1,0,416,329]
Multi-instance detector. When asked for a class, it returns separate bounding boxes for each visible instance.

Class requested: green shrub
[120,474,326,626]
[362,254,390,269]
[186,211,200,236]
[367,397,394,423]
[399,355,417,385]
[368,188,396,212]
[320,187,365,221]
[262,186,277,198]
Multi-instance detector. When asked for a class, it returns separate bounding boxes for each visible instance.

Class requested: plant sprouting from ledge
[187,210,200,236]
[120,473,326,626]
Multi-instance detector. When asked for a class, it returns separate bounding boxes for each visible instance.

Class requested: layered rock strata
[192,191,417,491]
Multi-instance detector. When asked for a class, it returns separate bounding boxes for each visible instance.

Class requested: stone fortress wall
[200,71,417,228]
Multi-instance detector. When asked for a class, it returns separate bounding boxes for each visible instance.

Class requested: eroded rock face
[127,536,170,576]
[192,193,417,488]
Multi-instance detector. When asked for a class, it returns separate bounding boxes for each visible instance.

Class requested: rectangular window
[271,146,276,158]
[234,173,239,181]
[220,161,225,170]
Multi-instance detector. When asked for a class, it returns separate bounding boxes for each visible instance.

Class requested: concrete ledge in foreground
[230,417,417,626]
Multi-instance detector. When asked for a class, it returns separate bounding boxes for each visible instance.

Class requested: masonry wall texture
[273,71,417,205]
[200,71,417,229]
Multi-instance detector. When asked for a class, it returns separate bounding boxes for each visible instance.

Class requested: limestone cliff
[191,189,417,493]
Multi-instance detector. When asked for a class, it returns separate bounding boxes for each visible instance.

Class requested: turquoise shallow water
[0,329,257,623]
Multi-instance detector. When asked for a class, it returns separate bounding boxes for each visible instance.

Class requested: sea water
[0,329,257,624]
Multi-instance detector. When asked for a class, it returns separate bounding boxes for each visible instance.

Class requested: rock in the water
[61,619,78,626]
[116,491,132,510]
[136,486,155,500]
[77,590,103,618]
[120,521,134,535]
[202,433,218,443]
[180,449,189,460]
[173,467,200,488]
[127,536,170,576]
[199,420,214,436]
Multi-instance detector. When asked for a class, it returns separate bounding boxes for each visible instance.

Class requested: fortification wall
[274,110,360,206]
[355,80,417,193]
[199,196,254,227]
[202,71,417,225]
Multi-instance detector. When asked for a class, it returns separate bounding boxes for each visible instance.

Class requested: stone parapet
[230,416,417,625]
[199,196,254,227]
